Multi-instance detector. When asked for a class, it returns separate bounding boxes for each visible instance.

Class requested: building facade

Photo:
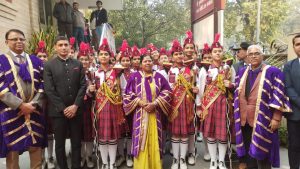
[0,0,123,53]
[0,0,43,53]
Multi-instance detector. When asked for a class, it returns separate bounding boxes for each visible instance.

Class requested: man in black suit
[232,42,250,74]
[283,34,300,169]
[90,0,108,49]
[53,0,73,38]
[43,36,86,169]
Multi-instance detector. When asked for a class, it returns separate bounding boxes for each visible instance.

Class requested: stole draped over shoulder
[94,68,124,141]
[168,67,195,137]
[234,65,292,167]
[0,54,46,158]
[123,71,172,158]
[168,67,195,122]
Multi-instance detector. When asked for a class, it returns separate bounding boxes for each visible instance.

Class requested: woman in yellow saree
[123,54,172,169]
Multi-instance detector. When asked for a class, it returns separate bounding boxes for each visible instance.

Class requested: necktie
[16,55,25,64]
[14,55,31,83]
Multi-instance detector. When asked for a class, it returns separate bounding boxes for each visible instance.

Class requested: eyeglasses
[248,52,261,57]
[7,38,26,42]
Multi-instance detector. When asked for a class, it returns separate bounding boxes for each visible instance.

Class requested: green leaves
[26,26,58,58]
[224,0,289,45]
[109,0,190,48]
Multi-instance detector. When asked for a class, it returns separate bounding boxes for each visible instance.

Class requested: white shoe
[218,161,227,169]
[110,163,117,169]
[126,155,133,167]
[171,158,179,169]
[203,153,211,161]
[86,156,95,168]
[197,133,203,142]
[187,153,195,165]
[81,157,86,167]
[47,157,56,169]
[179,158,188,169]
[209,161,217,169]
[102,164,109,169]
[115,155,125,167]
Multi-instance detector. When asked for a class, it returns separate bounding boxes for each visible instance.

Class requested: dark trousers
[84,34,91,44]
[240,123,258,169]
[52,115,82,169]
[73,27,84,49]
[58,22,73,38]
[288,120,300,169]
[239,123,272,169]
[91,29,99,51]
[257,159,271,169]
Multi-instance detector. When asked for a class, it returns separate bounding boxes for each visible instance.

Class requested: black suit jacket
[233,61,246,74]
[90,8,108,26]
[283,58,300,121]
[43,56,86,117]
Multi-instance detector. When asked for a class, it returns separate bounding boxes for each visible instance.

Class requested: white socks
[207,138,228,163]
[218,142,227,162]
[180,139,188,159]
[99,144,109,165]
[99,142,118,165]
[207,138,217,162]
[171,138,180,160]
[172,137,189,159]
[108,144,118,165]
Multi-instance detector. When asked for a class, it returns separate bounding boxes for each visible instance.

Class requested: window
[39,0,46,24]
[39,0,53,26]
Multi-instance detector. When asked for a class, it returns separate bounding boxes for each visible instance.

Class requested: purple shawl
[0,54,46,158]
[123,71,172,158]
[234,65,292,167]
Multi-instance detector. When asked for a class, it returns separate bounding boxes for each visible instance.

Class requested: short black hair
[73,2,78,6]
[54,36,69,45]
[140,54,152,64]
[5,29,25,40]
[96,1,102,5]
[292,34,300,46]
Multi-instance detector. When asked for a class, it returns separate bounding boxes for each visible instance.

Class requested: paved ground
[0,141,290,169]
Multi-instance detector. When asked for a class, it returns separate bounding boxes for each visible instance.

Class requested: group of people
[0,27,300,169]
[53,0,108,49]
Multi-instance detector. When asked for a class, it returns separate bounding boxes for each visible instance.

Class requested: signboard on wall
[191,0,214,22]
[191,0,225,22]
[193,15,214,48]
[191,0,226,49]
